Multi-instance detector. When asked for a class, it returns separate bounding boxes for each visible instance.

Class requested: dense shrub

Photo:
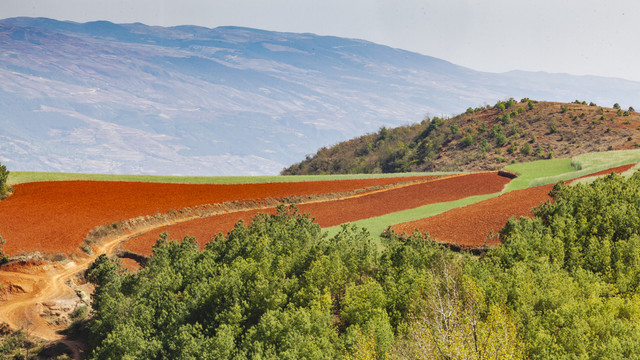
[0,162,9,196]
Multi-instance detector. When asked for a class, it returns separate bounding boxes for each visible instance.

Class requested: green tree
[0,162,9,196]
[613,103,621,110]
[0,234,7,265]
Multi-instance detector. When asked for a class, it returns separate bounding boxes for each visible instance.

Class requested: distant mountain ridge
[1,17,639,175]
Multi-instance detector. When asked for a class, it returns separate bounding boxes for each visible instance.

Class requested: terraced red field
[121,172,511,255]
[0,176,432,256]
[392,164,636,247]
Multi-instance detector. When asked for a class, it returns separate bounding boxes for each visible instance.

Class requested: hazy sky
[3,0,640,82]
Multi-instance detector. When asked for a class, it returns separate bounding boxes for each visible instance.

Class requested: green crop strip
[7,171,455,185]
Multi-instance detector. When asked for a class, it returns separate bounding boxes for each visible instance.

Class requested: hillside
[2,18,640,175]
[282,99,640,174]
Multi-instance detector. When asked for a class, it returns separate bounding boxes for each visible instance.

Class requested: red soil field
[392,164,636,247]
[120,172,510,256]
[0,176,432,256]
[392,184,554,247]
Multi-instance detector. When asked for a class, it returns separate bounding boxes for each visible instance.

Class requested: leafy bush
[0,235,7,265]
[0,162,8,196]
[460,134,474,147]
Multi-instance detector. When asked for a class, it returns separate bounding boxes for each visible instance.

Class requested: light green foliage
[484,172,640,358]
[461,134,474,147]
[7,171,439,186]
[504,158,577,191]
[0,235,6,265]
[0,162,8,195]
[390,254,524,359]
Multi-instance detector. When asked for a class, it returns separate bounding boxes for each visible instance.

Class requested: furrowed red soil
[120,172,510,255]
[0,176,432,256]
[392,164,636,248]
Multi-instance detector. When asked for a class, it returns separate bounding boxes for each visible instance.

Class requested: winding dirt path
[0,215,197,359]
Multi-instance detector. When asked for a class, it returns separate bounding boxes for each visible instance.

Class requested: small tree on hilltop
[0,162,9,196]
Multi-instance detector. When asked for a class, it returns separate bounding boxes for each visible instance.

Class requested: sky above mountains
[2,0,640,82]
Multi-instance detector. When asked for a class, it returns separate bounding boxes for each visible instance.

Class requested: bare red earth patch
[393,164,636,248]
[0,176,431,256]
[393,185,554,247]
[120,172,510,256]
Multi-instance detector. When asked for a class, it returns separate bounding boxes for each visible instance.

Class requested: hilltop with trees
[283,99,640,175]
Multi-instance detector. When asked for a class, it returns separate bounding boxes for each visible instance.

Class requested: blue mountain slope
[0,17,639,175]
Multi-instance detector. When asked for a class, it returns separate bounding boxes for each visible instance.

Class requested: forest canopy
[85,171,640,359]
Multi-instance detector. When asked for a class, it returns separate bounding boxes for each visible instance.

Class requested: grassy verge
[525,150,640,187]
[323,192,498,245]
[503,158,575,191]
[7,171,455,185]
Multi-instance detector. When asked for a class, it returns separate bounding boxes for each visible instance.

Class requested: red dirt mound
[120,172,510,256]
[392,164,636,248]
[0,176,431,256]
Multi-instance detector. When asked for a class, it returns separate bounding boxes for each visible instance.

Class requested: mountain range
[1,17,639,175]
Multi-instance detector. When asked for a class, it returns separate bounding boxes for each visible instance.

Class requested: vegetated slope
[283,99,640,174]
[0,176,429,256]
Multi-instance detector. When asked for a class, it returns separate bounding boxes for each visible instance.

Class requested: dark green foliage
[614,103,621,110]
[0,235,7,265]
[86,172,640,359]
[496,134,508,147]
[460,134,474,147]
[86,206,477,359]
[504,98,517,108]
[0,162,9,196]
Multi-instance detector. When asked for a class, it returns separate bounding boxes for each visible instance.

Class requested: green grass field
[323,192,498,243]
[7,171,455,185]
